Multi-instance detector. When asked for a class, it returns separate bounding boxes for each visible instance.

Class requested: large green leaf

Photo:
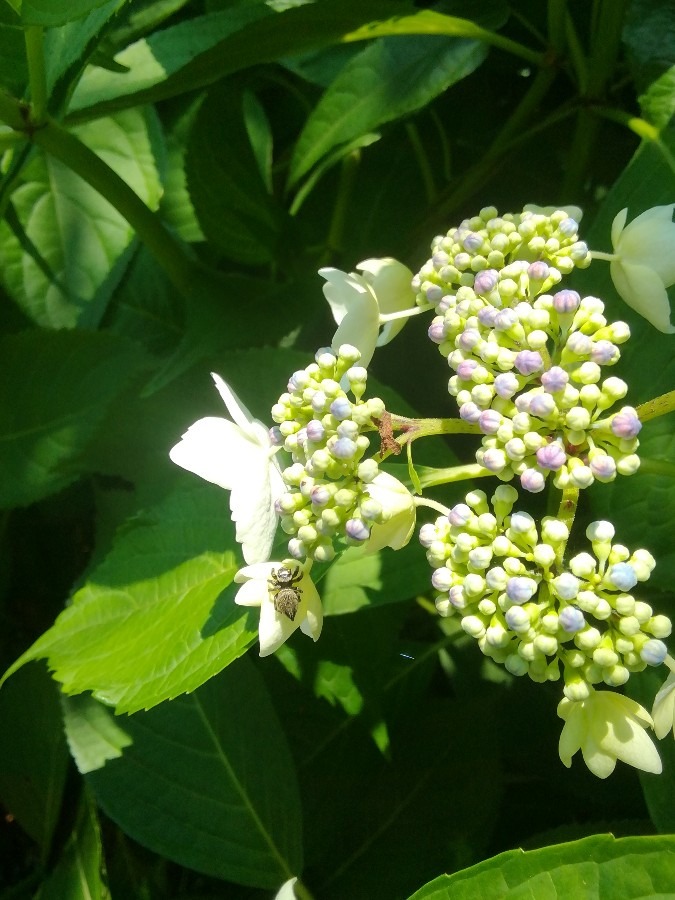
[2,482,257,713]
[0,663,68,853]
[21,0,119,26]
[624,0,675,128]
[0,329,146,508]
[289,35,487,187]
[65,0,412,120]
[407,834,675,899]
[186,84,289,264]
[35,793,109,900]
[0,108,162,328]
[84,660,303,888]
[0,5,27,95]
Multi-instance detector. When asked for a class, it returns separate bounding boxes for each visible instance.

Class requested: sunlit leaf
[21,0,118,26]
[407,834,675,899]
[2,483,257,713]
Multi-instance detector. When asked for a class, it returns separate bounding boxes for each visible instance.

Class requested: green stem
[587,0,629,98]
[635,390,675,422]
[390,414,481,440]
[325,150,360,258]
[414,495,450,515]
[405,121,436,203]
[592,106,660,141]
[418,463,490,489]
[0,130,25,150]
[25,26,48,125]
[378,303,433,322]
[30,117,199,297]
[555,485,579,564]
[561,107,599,198]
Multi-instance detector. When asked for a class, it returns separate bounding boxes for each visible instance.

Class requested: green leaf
[321,535,432,616]
[22,0,119,26]
[0,6,27,95]
[639,66,675,131]
[62,694,134,775]
[289,35,487,186]
[0,663,68,852]
[34,792,109,900]
[0,329,146,508]
[186,83,289,265]
[0,108,162,328]
[86,660,302,888]
[43,0,126,99]
[67,4,273,113]
[406,834,675,899]
[3,482,258,713]
[65,0,412,120]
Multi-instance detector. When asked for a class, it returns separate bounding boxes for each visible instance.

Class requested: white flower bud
[505,654,529,676]
[569,552,596,578]
[648,615,672,639]
[532,543,556,567]
[575,626,602,650]
[461,615,486,638]
[552,573,580,600]
[541,518,569,544]
[534,634,558,656]
[603,665,630,686]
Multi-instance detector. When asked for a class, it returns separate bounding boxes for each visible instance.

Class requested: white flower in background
[319,258,415,366]
[653,667,675,739]
[609,204,675,333]
[364,471,416,553]
[234,561,323,657]
[273,878,298,900]
[169,374,284,565]
[558,690,662,779]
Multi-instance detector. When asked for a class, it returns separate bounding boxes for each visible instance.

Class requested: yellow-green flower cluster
[271,344,388,561]
[420,487,670,693]
[414,206,591,311]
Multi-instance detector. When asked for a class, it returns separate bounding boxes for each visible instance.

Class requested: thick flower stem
[418,463,490,489]
[636,390,675,423]
[25,26,48,125]
[389,413,482,441]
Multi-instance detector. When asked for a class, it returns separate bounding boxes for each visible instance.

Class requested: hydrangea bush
[1,2,675,899]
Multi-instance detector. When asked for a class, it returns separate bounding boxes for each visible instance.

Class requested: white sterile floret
[235,562,323,656]
[609,205,675,333]
[558,690,662,778]
[653,669,675,739]
[320,258,416,366]
[170,374,284,565]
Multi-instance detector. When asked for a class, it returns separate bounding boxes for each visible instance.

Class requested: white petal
[364,472,415,553]
[230,453,280,564]
[558,705,584,767]
[234,562,276,583]
[320,268,380,365]
[653,672,675,739]
[234,579,266,607]
[211,373,256,434]
[319,268,373,325]
[356,257,415,346]
[610,207,628,250]
[581,737,617,779]
[616,204,675,284]
[169,417,253,491]
[610,260,675,333]
[258,593,301,656]
[298,581,323,641]
[274,878,298,900]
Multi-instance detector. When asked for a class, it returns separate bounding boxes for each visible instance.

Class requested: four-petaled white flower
[652,669,675,739]
[609,204,675,333]
[365,471,416,553]
[234,561,323,657]
[558,690,662,779]
[319,258,415,367]
[169,373,284,565]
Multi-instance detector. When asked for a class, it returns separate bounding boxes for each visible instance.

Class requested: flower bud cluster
[271,344,387,561]
[414,207,591,310]
[428,278,639,491]
[420,489,670,694]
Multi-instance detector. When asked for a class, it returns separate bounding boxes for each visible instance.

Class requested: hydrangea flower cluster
[421,487,671,698]
[270,344,413,562]
[414,206,591,310]
[422,211,641,492]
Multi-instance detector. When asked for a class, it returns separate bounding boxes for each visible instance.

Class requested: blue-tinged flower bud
[507,576,538,604]
[553,289,580,313]
[607,562,638,591]
[345,518,370,542]
[448,503,473,526]
[428,319,446,343]
[565,332,593,356]
[473,268,499,294]
[589,453,616,481]
[610,407,642,439]
[590,340,619,365]
[288,538,306,559]
[514,350,543,375]
[529,393,557,418]
[330,397,352,421]
[536,442,567,471]
[330,437,357,459]
[552,573,580,600]
[493,372,520,399]
[560,606,586,633]
[431,567,453,591]
[521,468,546,492]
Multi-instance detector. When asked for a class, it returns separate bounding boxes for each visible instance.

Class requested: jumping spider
[268,565,303,621]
